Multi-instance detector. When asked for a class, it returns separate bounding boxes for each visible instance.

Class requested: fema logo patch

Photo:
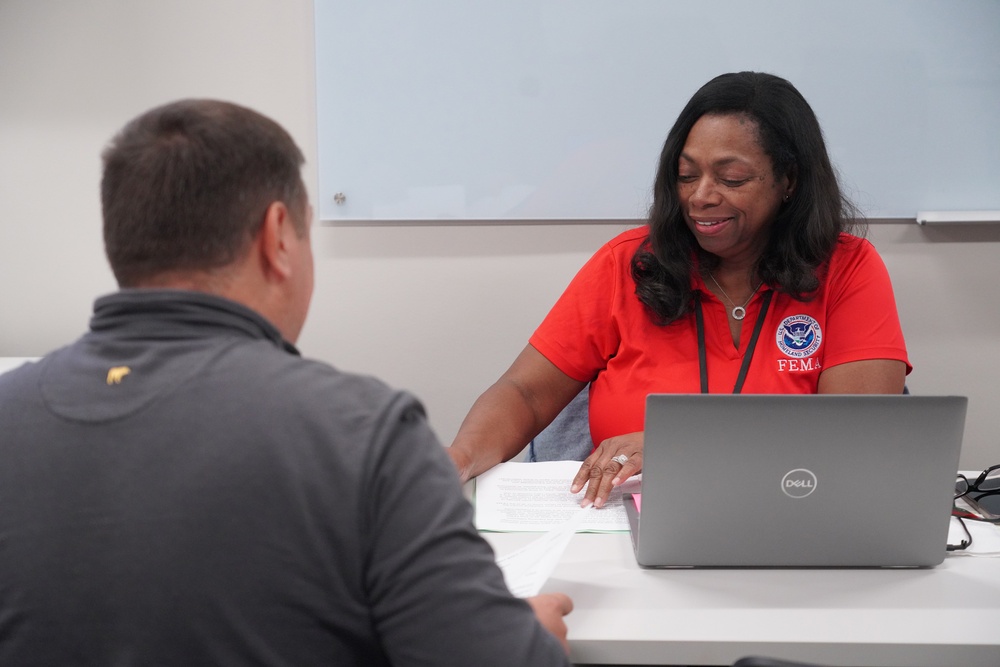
[776,315,822,358]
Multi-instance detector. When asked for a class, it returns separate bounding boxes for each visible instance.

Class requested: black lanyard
[694,289,773,394]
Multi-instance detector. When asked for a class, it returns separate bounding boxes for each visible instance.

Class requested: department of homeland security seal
[776,315,822,358]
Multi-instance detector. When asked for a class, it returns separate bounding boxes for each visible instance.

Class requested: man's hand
[526,592,574,654]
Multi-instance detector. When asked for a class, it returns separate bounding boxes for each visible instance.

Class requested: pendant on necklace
[708,272,762,323]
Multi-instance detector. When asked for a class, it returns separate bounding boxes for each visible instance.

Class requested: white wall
[1,0,997,468]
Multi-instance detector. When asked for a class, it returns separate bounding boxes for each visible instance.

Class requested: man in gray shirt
[0,99,572,666]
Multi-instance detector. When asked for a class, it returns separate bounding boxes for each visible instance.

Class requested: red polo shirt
[529,226,911,448]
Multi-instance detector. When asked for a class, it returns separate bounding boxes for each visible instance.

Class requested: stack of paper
[474,460,639,532]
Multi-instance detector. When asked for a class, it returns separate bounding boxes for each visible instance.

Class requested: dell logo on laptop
[781,468,818,498]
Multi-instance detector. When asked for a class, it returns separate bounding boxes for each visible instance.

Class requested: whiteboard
[314,0,1000,222]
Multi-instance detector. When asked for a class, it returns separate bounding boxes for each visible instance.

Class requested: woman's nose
[689,176,721,207]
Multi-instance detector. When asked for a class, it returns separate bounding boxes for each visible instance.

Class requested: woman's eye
[721,178,750,187]
[677,174,697,183]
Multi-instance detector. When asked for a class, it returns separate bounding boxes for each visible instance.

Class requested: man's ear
[258,201,295,280]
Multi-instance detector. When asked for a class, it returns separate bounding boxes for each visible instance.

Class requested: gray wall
[1,0,997,468]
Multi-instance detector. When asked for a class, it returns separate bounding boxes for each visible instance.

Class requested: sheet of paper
[474,460,639,532]
[494,506,593,597]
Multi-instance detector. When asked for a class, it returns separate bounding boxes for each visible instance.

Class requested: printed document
[494,506,592,597]
[474,460,638,532]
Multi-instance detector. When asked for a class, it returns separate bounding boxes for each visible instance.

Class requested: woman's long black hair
[631,72,862,325]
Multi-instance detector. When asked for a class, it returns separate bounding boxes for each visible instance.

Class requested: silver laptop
[624,394,967,568]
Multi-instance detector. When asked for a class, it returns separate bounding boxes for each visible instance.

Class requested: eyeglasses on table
[949,464,1000,551]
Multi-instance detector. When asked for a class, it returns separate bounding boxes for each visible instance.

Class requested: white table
[483,531,1000,666]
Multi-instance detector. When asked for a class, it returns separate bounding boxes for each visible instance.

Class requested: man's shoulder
[249,349,423,424]
[244,345,392,394]
[0,358,40,386]
[0,356,50,401]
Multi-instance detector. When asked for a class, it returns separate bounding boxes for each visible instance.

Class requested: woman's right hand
[570,431,644,508]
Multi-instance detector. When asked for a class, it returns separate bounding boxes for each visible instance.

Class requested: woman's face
[677,113,793,268]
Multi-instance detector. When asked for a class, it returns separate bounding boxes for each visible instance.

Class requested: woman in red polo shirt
[448,72,910,507]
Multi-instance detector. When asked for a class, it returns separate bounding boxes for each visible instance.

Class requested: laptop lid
[628,394,967,568]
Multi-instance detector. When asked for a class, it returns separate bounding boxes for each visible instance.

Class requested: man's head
[101,99,313,342]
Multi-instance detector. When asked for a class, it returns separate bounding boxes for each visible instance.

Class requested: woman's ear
[784,164,798,199]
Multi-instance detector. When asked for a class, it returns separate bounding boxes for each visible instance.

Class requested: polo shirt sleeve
[529,240,626,383]
[821,237,912,373]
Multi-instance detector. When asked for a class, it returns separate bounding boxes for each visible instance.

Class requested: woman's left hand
[570,431,643,508]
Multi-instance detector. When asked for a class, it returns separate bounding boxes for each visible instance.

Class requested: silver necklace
[708,272,762,321]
